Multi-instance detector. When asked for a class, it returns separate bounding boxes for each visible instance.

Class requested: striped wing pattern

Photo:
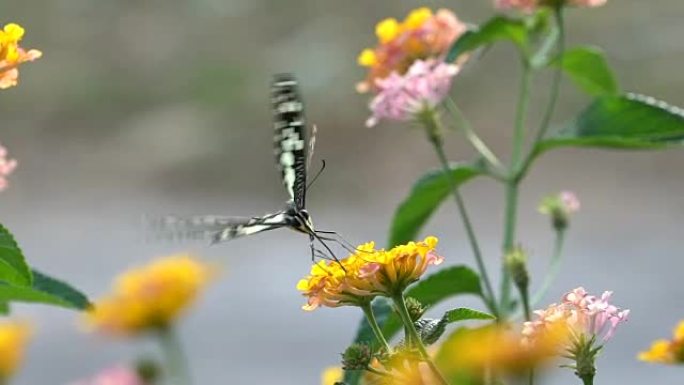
[152,212,290,243]
[272,74,308,210]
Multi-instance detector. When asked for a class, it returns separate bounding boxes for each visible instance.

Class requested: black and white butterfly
[153,74,349,261]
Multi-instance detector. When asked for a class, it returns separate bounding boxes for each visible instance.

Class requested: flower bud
[538,191,580,231]
[135,358,161,384]
[401,297,426,322]
[505,247,529,293]
[341,343,373,370]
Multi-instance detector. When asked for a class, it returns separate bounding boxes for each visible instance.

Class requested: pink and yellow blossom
[495,0,607,12]
[366,59,459,127]
[357,8,467,93]
[523,287,629,346]
[0,23,42,89]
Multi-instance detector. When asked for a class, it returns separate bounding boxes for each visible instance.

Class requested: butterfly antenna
[305,159,326,193]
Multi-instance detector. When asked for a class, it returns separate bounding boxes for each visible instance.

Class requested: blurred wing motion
[150,212,290,243]
[272,74,308,210]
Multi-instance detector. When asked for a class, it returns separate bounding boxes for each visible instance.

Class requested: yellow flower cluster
[297,237,443,311]
[639,320,684,365]
[0,320,31,380]
[435,324,567,378]
[356,7,466,93]
[0,23,41,89]
[85,255,216,335]
[320,366,343,385]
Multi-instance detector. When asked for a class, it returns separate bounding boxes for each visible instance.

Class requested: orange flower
[85,255,216,336]
[356,8,467,93]
[0,23,42,89]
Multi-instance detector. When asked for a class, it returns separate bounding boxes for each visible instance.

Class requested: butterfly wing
[148,213,289,243]
[272,74,308,210]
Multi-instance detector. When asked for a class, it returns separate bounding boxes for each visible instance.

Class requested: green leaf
[554,46,618,96]
[536,94,684,156]
[344,266,482,385]
[446,16,528,62]
[389,163,484,247]
[0,224,33,286]
[444,308,496,323]
[0,269,91,310]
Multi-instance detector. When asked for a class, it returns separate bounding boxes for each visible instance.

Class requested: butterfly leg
[315,230,360,253]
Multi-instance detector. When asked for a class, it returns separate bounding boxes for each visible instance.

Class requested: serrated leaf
[535,94,684,156]
[444,308,496,323]
[0,269,91,310]
[344,267,482,385]
[0,224,33,286]
[447,16,528,62]
[389,163,484,247]
[554,46,618,96]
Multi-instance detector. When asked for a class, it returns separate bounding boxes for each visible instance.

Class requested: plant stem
[422,112,498,318]
[582,376,594,385]
[531,230,566,306]
[500,61,533,317]
[445,98,506,176]
[518,9,566,181]
[360,302,392,354]
[157,326,191,385]
[391,293,449,385]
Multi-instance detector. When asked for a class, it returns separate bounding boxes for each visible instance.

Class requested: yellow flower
[0,23,41,89]
[435,324,566,379]
[403,8,433,30]
[321,366,343,385]
[0,320,32,380]
[375,18,401,44]
[85,254,216,336]
[357,49,378,67]
[639,320,684,364]
[297,237,443,311]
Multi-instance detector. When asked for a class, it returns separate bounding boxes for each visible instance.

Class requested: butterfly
[153,74,350,261]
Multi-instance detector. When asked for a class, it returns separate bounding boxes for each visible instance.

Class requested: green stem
[581,376,594,385]
[519,9,566,181]
[500,59,533,317]
[360,303,392,354]
[422,112,499,318]
[531,230,566,306]
[157,326,191,385]
[445,98,506,176]
[391,293,449,385]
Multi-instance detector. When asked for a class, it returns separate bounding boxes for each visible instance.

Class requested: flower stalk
[360,302,392,354]
[418,109,499,318]
[157,326,191,385]
[391,293,449,385]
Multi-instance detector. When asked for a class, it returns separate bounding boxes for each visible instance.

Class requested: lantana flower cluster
[495,0,607,13]
[297,236,443,311]
[358,8,468,127]
[71,366,147,385]
[0,320,31,382]
[0,23,41,89]
[85,255,216,335]
[523,287,629,349]
[639,320,684,365]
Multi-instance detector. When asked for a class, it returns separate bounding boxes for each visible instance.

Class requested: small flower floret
[0,23,42,89]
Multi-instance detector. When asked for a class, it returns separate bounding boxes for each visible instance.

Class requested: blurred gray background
[1,0,683,384]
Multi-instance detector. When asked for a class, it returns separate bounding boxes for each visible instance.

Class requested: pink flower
[495,0,607,12]
[523,287,629,346]
[0,143,17,192]
[366,59,459,127]
[559,191,580,213]
[70,366,145,385]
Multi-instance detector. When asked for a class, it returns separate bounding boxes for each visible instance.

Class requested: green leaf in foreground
[553,46,619,96]
[417,308,495,345]
[389,163,484,247]
[444,308,496,323]
[535,94,684,156]
[0,269,91,310]
[446,16,527,62]
[0,224,33,286]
